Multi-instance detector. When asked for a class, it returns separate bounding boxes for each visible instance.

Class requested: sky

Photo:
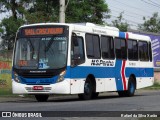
[105,0,160,29]
[0,0,160,30]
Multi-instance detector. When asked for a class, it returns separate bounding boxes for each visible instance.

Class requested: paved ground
[0,90,160,120]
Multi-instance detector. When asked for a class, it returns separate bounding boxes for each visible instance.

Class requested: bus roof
[18,22,120,38]
[20,22,119,31]
[127,32,151,42]
[18,23,151,42]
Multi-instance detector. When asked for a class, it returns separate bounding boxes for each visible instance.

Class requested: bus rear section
[69,30,154,99]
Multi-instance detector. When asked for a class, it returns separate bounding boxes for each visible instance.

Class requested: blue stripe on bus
[65,66,153,78]
[19,75,58,85]
[119,32,125,38]
[114,60,123,90]
[15,62,153,91]
[65,63,153,91]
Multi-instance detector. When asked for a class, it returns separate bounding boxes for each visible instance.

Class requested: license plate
[33,86,43,90]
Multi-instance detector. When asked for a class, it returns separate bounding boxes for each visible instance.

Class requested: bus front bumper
[12,79,71,94]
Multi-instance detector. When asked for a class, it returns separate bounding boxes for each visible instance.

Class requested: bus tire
[118,76,136,97]
[35,94,49,102]
[78,78,93,100]
[92,92,99,99]
[118,91,126,97]
[126,76,136,97]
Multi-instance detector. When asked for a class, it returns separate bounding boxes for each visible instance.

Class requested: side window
[86,34,101,59]
[139,41,149,61]
[128,39,138,60]
[149,42,152,61]
[115,38,127,59]
[101,36,115,59]
[71,35,85,66]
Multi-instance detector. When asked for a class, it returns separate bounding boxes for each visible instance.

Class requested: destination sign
[23,27,64,36]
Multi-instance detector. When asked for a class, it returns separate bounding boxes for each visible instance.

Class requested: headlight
[57,70,66,83]
[14,72,20,83]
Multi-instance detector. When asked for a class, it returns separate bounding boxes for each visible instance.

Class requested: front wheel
[35,95,49,102]
[78,78,93,100]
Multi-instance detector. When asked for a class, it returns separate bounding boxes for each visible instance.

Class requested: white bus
[12,23,154,101]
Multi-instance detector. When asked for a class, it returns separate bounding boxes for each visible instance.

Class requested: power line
[105,15,139,29]
[148,0,160,6]
[109,5,152,19]
[110,0,154,14]
[111,15,142,25]
[111,9,144,20]
[141,0,160,8]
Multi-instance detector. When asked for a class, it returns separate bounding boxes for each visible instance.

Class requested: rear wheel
[35,95,49,102]
[118,76,136,97]
[127,76,136,96]
[78,78,93,100]
[92,92,99,99]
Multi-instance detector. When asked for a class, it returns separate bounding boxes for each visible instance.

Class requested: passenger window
[149,42,152,61]
[85,34,101,59]
[139,41,149,61]
[115,38,127,59]
[128,39,138,60]
[71,35,85,66]
[101,36,115,59]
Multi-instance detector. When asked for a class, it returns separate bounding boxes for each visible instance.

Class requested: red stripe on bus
[122,60,127,90]
[126,32,129,40]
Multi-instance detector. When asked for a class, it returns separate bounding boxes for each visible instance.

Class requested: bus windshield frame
[13,25,69,70]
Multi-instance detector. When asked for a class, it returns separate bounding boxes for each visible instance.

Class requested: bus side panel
[136,77,154,89]
[70,79,85,94]
[125,60,154,89]
[104,78,117,91]
[69,59,126,93]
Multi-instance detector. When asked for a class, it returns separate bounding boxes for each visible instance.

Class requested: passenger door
[70,34,85,94]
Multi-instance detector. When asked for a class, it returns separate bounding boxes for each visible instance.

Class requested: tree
[0,17,25,50]
[111,12,129,32]
[25,0,59,24]
[0,0,28,50]
[0,0,110,50]
[25,0,110,24]
[66,0,110,24]
[138,12,160,33]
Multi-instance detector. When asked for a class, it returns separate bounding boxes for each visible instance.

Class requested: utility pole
[59,0,65,23]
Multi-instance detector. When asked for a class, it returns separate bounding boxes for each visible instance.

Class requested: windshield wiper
[27,38,35,57]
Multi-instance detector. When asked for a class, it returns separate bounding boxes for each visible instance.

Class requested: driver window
[71,35,85,66]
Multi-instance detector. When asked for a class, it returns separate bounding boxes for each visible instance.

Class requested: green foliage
[0,0,110,50]
[66,0,110,24]
[25,0,59,24]
[138,12,160,33]
[111,12,129,32]
[0,17,25,50]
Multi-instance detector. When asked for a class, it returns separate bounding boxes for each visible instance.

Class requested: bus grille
[21,73,54,78]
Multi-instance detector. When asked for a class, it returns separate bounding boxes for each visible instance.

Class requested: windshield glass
[14,36,67,69]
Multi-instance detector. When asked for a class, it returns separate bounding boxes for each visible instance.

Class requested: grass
[0,89,13,96]
[143,82,160,90]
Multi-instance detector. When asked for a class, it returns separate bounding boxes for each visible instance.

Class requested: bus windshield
[14,36,67,69]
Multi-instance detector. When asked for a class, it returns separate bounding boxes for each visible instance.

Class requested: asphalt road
[0,90,160,120]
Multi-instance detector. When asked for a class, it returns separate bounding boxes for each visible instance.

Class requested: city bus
[12,23,154,102]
